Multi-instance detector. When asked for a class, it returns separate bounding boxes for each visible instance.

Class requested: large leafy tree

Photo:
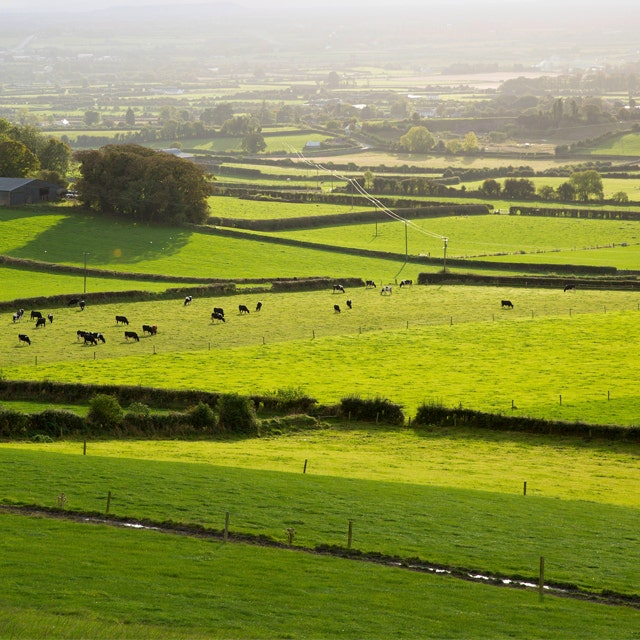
[0,140,40,177]
[398,126,435,153]
[569,170,604,202]
[75,144,210,224]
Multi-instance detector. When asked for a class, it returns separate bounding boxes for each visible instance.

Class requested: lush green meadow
[3,286,640,424]
[3,513,639,640]
[0,206,418,283]
[276,213,640,261]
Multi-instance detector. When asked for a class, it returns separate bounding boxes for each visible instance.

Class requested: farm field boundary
[199,225,620,276]
[511,206,640,221]
[2,503,638,610]
[419,272,640,290]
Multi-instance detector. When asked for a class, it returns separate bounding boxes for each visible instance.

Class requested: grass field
[3,513,639,639]
[3,287,640,424]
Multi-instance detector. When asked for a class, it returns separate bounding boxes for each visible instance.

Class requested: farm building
[0,178,62,206]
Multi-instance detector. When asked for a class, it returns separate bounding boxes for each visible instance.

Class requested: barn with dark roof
[0,178,62,206]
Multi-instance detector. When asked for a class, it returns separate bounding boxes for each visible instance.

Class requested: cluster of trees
[74,144,211,224]
[480,170,610,202]
[396,126,479,155]
[0,117,71,184]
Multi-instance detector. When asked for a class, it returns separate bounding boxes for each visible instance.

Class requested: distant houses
[0,178,63,206]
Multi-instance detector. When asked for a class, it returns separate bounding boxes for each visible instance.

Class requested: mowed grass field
[3,286,640,424]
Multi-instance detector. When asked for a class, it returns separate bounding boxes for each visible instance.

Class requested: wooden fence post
[303,459,308,474]
[347,519,354,549]
[224,511,230,542]
[106,491,112,514]
[539,556,545,598]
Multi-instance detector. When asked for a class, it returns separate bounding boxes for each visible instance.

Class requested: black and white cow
[380,285,393,295]
[334,304,341,313]
[399,279,413,287]
[47,313,54,324]
[184,295,193,306]
[333,284,345,293]
[211,312,225,323]
[365,280,377,289]
[346,299,352,309]
[18,334,30,346]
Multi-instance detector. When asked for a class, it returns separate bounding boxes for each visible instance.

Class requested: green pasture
[208,196,372,219]
[3,285,640,424]
[587,132,640,156]
[0,207,420,285]
[2,515,638,640]
[275,213,640,262]
[0,266,190,302]
[0,446,638,598]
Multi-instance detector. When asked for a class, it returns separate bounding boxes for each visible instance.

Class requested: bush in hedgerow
[187,401,217,431]
[216,393,259,436]
[87,394,124,430]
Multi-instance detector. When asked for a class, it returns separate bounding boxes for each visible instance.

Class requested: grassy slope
[3,513,639,640]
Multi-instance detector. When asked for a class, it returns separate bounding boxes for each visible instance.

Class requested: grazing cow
[211,312,225,323]
[380,285,393,295]
[79,300,86,311]
[501,300,514,309]
[115,315,129,325]
[84,333,98,346]
[12,312,19,323]
[399,279,413,287]
[93,332,106,343]
[47,313,54,324]
[68,298,79,307]
[124,331,140,342]
[35,317,46,328]
[213,307,224,318]
[333,284,345,293]
[77,330,88,341]
[239,304,250,314]
[346,299,352,309]
[142,324,158,335]
[18,334,30,346]
[255,301,263,312]
[564,284,576,292]
[30,310,43,320]
[13,308,25,322]
[365,280,377,289]
[184,295,193,306]
[334,304,341,313]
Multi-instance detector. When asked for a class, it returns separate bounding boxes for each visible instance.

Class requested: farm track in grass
[3,285,640,424]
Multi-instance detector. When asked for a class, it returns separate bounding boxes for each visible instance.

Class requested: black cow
[77,330,89,341]
[334,304,341,313]
[333,284,345,293]
[184,295,193,306]
[35,317,46,328]
[142,324,158,335]
[255,301,263,312]
[213,307,225,318]
[400,279,413,287]
[115,315,129,325]
[68,298,79,307]
[239,304,250,314]
[211,312,225,323]
[501,300,514,309]
[84,334,98,346]
[124,331,140,342]
[346,299,352,309]
[564,284,576,292]
[79,300,86,311]
[18,334,30,346]
[47,313,54,324]
[30,310,43,320]
[365,280,377,289]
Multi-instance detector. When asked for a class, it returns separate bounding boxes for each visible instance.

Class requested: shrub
[30,409,85,437]
[87,394,124,431]
[127,401,150,417]
[414,400,449,426]
[0,409,30,438]
[339,395,405,425]
[258,387,317,413]
[187,401,217,431]
[216,393,259,436]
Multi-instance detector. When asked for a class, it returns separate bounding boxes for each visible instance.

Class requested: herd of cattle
[11,281,580,348]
